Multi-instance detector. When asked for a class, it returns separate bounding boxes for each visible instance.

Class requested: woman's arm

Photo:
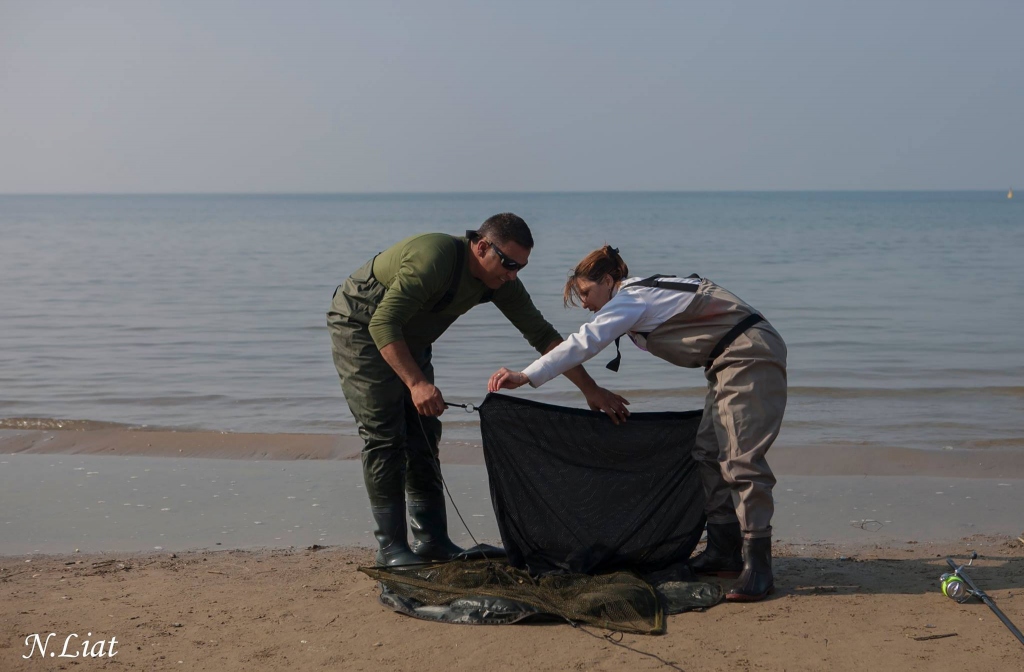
[518,293,645,387]
[487,345,631,423]
[487,291,644,389]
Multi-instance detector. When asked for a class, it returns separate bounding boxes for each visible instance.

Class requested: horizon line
[0,188,1014,197]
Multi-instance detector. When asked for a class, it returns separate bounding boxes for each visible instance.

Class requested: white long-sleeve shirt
[522,275,700,387]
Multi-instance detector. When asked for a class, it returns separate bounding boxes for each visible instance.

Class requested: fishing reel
[939,551,977,603]
[939,551,1024,647]
[940,573,972,603]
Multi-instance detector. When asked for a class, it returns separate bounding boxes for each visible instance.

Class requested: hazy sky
[2,0,1022,193]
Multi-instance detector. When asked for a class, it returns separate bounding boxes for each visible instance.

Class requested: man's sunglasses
[488,241,527,271]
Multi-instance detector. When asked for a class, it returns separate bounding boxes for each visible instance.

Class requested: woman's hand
[488,367,529,392]
[583,386,631,425]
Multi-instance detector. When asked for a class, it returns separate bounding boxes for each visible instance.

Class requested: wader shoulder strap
[606,337,623,372]
[606,273,701,371]
[704,314,764,371]
[626,273,701,292]
[430,237,466,313]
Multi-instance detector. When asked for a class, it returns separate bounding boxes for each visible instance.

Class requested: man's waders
[327,247,471,566]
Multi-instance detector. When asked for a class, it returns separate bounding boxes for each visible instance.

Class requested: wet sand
[2,454,1024,556]
[5,427,1024,478]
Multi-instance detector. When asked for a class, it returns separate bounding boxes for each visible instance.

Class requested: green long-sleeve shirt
[368,233,561,353]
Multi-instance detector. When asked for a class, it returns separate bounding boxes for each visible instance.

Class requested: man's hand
[411,381,446,416]
[488,367,529,392]
[583,386,631,425]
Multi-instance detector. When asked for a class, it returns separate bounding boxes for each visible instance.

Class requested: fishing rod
[941,552,1024,647]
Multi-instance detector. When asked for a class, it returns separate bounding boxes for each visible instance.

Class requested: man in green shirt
[328,213,628,566]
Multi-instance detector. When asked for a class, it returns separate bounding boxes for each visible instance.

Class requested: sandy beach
[3,426,1024,670]
[3,539,1023,671]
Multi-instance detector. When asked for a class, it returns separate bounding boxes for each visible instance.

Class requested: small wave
[964,437,1024,449]
[788,386,1024,399]
[590,387,707,399]
[549,385,1024,402]
[88,395,232,407]
[0,417,137,431]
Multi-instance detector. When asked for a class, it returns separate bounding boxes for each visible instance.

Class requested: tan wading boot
[408,497,465,561]
[726,536,774,602]
[689,522,744,577]
[371,502,422,567]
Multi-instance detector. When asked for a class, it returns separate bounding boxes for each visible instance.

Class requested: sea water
[2,192,1022,452]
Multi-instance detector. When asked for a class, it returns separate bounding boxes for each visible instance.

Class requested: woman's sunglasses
[488,241,527,271]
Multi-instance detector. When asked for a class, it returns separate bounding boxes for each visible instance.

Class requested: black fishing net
[363,393,717,634]
[479,393,706,575]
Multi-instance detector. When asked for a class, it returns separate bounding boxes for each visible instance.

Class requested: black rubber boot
[689,522,743,577]
[726,536,774,602]
[408,497,465,561]
[371,503,422,567]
